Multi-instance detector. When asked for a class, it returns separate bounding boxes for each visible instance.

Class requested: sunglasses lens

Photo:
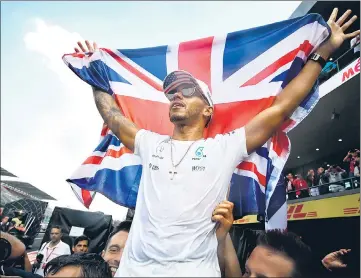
[181,87,195,97]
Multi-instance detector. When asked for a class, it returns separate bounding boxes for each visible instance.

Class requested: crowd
[0,203,353,278]
[286,149,360,199]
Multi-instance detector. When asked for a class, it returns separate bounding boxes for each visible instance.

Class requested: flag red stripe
[83,146,132,165]
[101,124,109,136]
[103,48,163,91]
[81,189,92,208]
[241,40,313,87]
[237,161,266,186]
[178,36,214,91]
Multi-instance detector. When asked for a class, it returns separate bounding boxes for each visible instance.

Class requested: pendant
[169,167,177,180]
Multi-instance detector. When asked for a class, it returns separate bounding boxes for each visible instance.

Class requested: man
[286,173,295,200]
[0,215,10,232]
[293,174,309,199]
[34,226,71,276]
[72,235,89,254]
[44,253,112,278]
[75,9,359,277]
[101,220,131,276]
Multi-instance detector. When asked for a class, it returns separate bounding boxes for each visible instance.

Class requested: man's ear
[101,250,105,258]
[72,247,75,252]
[204,106,214,117]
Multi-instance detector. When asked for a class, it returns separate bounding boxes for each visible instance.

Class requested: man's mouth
[171,101,185,109]
[110,266,118,276]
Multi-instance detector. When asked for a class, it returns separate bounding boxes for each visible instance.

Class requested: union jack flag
[63,14,330,230]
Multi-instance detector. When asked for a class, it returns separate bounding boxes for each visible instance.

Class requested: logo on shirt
[149,163,159,171]
[192,166,206,172]
[192,147,206,160]
[152,144,164,159]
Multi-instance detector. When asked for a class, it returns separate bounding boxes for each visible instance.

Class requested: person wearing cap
[74,10,359,277]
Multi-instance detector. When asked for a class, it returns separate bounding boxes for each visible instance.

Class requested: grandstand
[1,167,56,205]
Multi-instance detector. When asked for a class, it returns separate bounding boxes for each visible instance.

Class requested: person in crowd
[0,215,10,232]
[285,173,296,200]
[44,253,112,278]
[319,58,337,82]
[322,248,352,272]
[343,149,359,177]
[326,165,347,193]
[293,174,309,199]
[101,220,131,276]
[72,235,90,254]
[34,226,71,276]
[306,169,320,197]
[350,33,360,54]
[74,8,359,277]
[354,160,360,177]
[317,167,330,195]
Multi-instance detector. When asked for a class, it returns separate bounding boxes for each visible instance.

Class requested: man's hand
[318,8,360,59]
[212,201,234,242]
[74,40,98,54]
[322,249,351,271]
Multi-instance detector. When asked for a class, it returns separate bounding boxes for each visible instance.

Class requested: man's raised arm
[92,87,139,151]
[75,41,139,151]
[245,8,359,154]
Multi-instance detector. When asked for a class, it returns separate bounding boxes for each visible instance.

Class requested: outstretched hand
[322,248,351,271]
[318,8,360,57]
[74,40,98,54]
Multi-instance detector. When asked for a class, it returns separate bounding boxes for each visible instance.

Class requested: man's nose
[173,91,183,100]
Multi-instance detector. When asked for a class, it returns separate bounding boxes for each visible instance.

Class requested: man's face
[317,167,324,174]
[243,246,295,277]
[46,266,81,277]
[50,228,62,243]
[168,84,210,126]
[73,240,89,254]
[286,173,293,180]
[1,216,9,223]
[102,231,129,276]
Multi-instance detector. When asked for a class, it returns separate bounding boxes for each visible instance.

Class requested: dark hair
[74,235,90,247]
[257,230,313,278]
[44,253,112,278]
[50,225,62,233]
[105,220,132,249]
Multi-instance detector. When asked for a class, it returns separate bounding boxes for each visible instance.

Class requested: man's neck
[50,240,60,247]
[172,124,204,141]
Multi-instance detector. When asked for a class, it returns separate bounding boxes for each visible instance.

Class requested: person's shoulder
[59,240,70,249]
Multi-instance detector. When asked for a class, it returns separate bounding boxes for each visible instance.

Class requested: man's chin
[170,114,187,124]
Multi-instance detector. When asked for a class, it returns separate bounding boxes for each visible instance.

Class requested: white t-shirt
[35,240,71,276]
[116,128,248,277]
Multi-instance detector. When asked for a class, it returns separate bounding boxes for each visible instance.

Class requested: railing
[287,176,360,200]
[318,41,360,85]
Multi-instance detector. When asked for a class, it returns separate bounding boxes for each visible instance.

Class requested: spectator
[326,166,346,193]
[34,226,71,276]
[343,150,358,177]
[350,34,360,54]
[306,169,320,197]
[44,253,112,278]
[319,58,337,82]
[293,174,309,199]
[0,215,10,232]
[354,160,360,177]
[243,230,313,277]
[316,167,329,195]
[72,235,89,254]
[102,220,131,276]
[285,173,296,200]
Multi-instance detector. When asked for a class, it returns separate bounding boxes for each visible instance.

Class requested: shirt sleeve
[215,127,249,168]
[134,129,163,159]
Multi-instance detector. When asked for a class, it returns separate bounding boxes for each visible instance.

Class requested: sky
[1,1,301,220]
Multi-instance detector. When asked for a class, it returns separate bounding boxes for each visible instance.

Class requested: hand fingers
[345,30,360,39]
[329,8,338,22]
[336,9,352,26]
[212,214,226,223]
[77,41,87,52]
[74,47,80,53]
[85,40,94,52]
[342,15,358,32]
[93,42,99,50]
[213,208,231,218]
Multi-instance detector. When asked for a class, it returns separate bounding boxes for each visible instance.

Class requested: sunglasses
[165,85,197,101]
[165,85,210,106]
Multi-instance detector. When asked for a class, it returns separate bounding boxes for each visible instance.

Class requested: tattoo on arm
[92,88,138,150]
